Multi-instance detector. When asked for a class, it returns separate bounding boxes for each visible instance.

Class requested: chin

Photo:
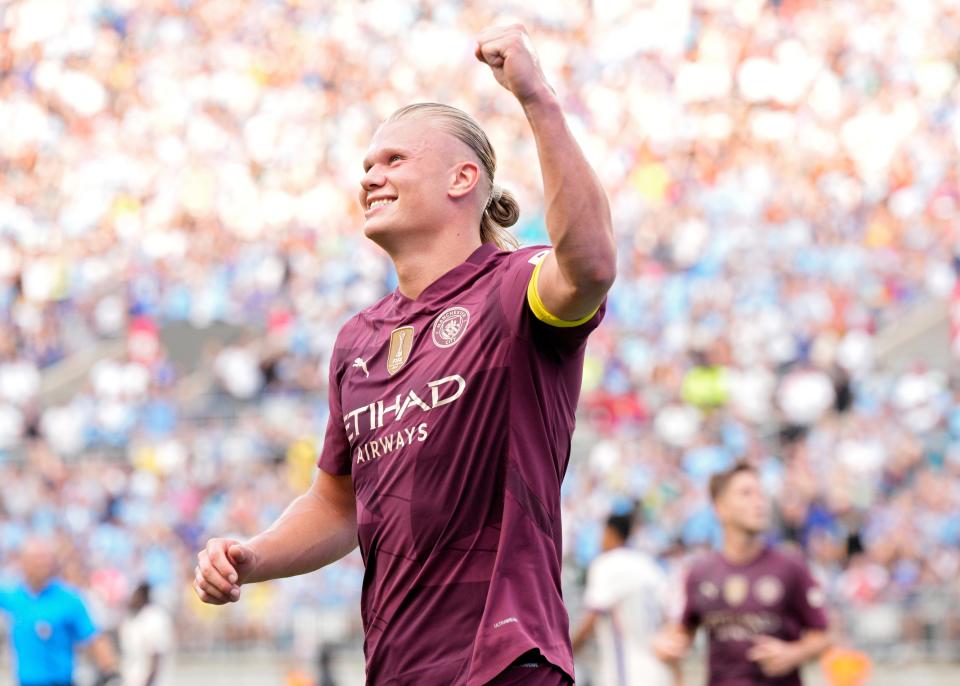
[362,218,390,241]
[363,219,405,252]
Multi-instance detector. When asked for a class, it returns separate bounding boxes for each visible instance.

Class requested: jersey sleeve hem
[317,459,352,477]
[525,254,601,328]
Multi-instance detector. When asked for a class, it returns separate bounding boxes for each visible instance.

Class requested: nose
[359,167,385,210]
[361,165,386,193]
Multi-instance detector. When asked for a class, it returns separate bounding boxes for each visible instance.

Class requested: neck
[722,527,764,565]
[27,578,50,593]
[384,225,483,300]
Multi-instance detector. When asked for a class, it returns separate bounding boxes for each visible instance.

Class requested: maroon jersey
[318,243,603,685]
[681,546,829,686]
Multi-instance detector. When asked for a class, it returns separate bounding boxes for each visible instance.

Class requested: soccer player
[653,463,833,685]
[194,24,615,686]
[119,582,175,686]
[0,536,118,686]
[572,512,678,686]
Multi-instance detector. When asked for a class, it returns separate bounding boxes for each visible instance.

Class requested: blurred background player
[0,536,118,686]
[572,510,677,686]
[654,463,832,685]
[194,23,615,685]
[119,582,174,686]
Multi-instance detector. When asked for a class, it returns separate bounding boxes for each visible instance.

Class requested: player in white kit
[572,513,678,686]
[120,583,174,686]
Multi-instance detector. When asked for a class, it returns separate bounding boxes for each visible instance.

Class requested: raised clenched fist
[475,24,554,105]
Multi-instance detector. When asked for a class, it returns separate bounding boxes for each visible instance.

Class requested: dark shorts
[487,650,573,685]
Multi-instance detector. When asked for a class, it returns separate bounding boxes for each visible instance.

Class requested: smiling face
[359,117,484,250]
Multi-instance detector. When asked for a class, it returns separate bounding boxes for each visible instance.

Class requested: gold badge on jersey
[723,574,749,607]
[699,581,719,600]
[387,326,415,375]
[756,576,784,606]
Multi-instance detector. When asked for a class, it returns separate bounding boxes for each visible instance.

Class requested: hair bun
[485,185,520,229]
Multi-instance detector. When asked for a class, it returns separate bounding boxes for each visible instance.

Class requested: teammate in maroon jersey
[193,25,615,685]
[654,463,833,685]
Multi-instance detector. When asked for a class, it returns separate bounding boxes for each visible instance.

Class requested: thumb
[228,543,251,566]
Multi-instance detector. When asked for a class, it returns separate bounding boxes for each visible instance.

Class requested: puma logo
[353,358,369,378]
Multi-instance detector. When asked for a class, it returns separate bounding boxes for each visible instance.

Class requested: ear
[447,161,482,200]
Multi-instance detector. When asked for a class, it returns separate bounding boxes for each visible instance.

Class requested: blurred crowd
[2,0,960,656]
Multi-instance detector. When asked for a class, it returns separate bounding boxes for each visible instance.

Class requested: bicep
[310,470,356,523]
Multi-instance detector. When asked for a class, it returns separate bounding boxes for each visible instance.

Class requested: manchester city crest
[432,306,470,348]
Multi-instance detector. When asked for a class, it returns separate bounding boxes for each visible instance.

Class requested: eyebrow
[362,147,409,172]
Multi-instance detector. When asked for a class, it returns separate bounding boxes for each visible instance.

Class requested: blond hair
[387,103,520,250]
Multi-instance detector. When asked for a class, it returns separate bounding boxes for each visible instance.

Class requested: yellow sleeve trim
[526,255,601,328]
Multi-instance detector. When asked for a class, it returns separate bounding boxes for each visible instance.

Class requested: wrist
[786,641,808,667]
[243,539,265,583]
[519,84,560,114]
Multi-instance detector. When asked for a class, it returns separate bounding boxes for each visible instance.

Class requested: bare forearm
[669,660,684,686]
[245,489,357,583]
[653,623,694,664]
[89,634,118,673]
[522,92,615,285]
[790,630,832,665]
[571,611,597,653]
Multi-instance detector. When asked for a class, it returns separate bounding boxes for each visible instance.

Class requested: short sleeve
[680,566,701,632]
[146,607,175,653]
[317,344,351,476]
[651,564,672,618]
[583,556,615,611]
[0,588,11,612]
[69,594,98,643]
[498,247,606,355]
[789,559,829,631]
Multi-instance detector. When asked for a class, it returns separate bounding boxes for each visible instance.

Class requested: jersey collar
[390,243,499,310]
